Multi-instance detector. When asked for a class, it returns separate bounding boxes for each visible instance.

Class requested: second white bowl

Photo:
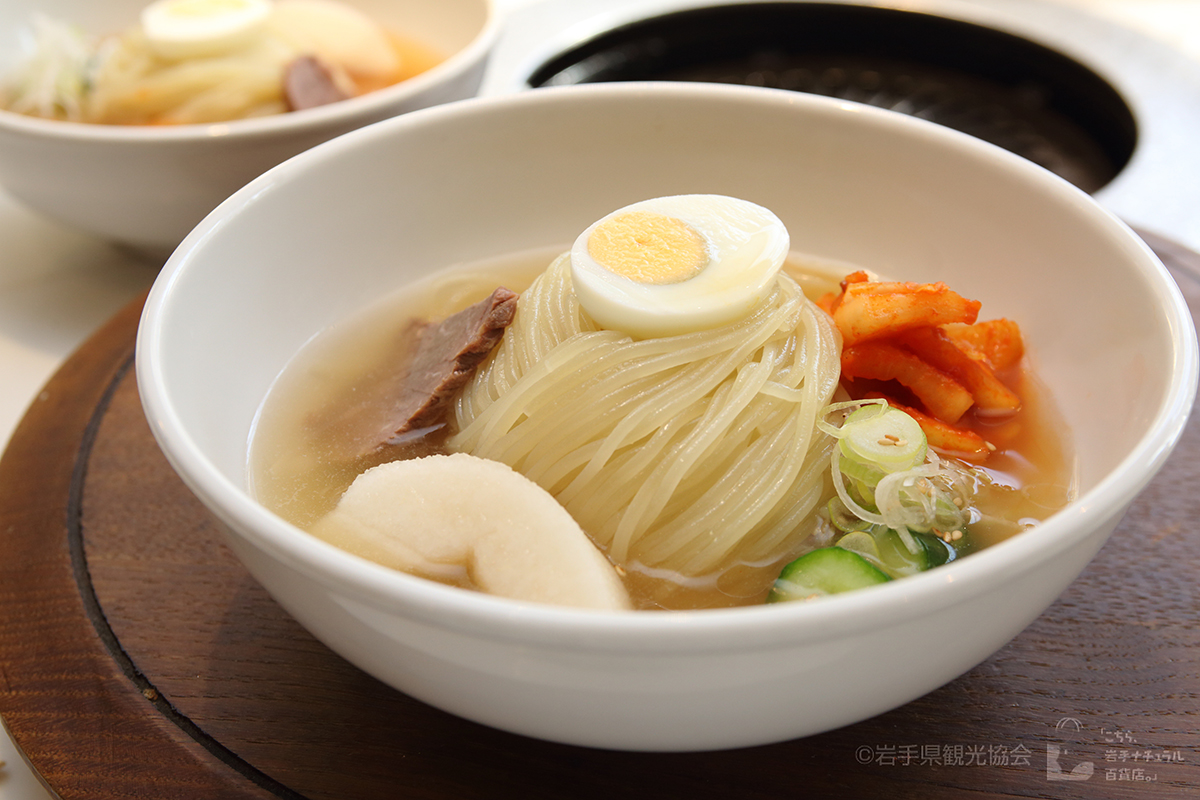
[0,0,498,253]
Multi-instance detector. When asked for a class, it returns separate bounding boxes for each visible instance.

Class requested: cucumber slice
[919,532,956,568]
[768,547,891,602]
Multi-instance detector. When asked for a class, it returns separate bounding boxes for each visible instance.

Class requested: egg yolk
[586,211,708,285]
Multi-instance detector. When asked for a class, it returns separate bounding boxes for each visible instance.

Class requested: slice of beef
[393,287,519,439]
[314,287,518,463]
[284,55,351,111]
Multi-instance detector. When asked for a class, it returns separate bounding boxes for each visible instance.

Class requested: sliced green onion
[834,531,886,575]
[839,405,927,472]
[827,497,871,532]
[830,447,886,527]
[819,399,987,543]
[816,397,888,438]
[837,453,887,498]
[874,460,973,534]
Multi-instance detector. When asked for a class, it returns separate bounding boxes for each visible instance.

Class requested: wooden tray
[2,232,1199,799]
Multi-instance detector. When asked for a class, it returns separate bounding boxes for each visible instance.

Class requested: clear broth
[250,250,1075,610]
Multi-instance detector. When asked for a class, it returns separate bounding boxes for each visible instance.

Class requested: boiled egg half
[569,195,790,339]
[142,0,273,60]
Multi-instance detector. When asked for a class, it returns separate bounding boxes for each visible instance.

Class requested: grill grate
[529,2,1138,193]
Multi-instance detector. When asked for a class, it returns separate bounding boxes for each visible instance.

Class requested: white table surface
[1,1,1198,797]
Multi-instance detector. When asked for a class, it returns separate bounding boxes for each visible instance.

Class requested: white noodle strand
[450,254,842,576]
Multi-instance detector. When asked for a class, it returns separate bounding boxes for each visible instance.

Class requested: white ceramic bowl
[136,83,1197,751]
[0,0,497,254]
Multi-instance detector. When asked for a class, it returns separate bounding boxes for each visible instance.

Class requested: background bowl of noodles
[0,0,497,255]
[136,82,1196,751]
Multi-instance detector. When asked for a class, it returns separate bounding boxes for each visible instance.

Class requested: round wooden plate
[1,233,1198,799]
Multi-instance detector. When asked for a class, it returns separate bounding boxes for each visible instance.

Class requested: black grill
[528,2,1138,193]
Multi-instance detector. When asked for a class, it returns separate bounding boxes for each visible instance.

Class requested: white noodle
[451,253,843,577]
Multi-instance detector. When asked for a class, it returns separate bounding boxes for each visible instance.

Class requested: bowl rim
[0,0,499,142]
[136,81,1200,654]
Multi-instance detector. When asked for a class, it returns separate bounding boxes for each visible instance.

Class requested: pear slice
[268,0,400,81]
[311,453,633,610]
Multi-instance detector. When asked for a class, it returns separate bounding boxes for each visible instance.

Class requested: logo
[1047,718,1094,782]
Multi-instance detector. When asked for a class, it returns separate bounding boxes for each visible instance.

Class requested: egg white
[142,0,274,60]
